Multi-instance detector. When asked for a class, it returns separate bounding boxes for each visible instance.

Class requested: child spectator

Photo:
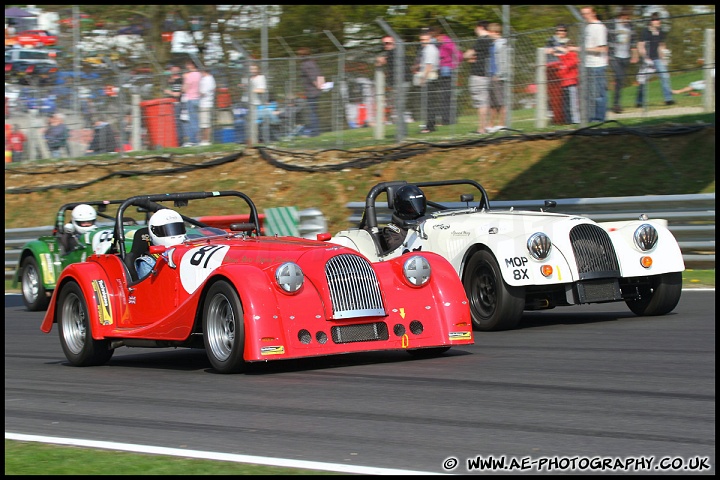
[557,41,580,124]
[7,124,27,163]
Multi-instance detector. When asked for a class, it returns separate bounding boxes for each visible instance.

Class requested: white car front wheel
[463,250,525,331]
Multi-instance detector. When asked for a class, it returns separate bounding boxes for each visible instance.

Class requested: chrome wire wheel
[61,291,87,355]
[202,280,246,374]
[20,256,49,311]
[22,261,41,306]
[205,293,236,362]
[57,282,113,366]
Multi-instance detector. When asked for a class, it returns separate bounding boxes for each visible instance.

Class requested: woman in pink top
[182,60,202,146]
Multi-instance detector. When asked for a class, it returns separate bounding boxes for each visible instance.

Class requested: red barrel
[140,98,178,148]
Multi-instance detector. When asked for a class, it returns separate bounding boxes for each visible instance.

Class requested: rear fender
[40,261,115,337]
[13,240,56,288]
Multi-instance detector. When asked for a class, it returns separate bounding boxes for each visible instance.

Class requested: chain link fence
[5,12,714,162]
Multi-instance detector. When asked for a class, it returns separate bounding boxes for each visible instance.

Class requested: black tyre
[463,250,525,331]
[407,346,450,358]
[625,272,682,316]
[203,281,247,374]
[20,256,50,311]
[57,282,114,366]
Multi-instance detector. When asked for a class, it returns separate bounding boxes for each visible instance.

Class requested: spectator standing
[375,35,411,125]
[7,124,27,163]
[557,40,581,124]
[430,26,462,125]
[199,67,216,146]
[417,28,440,134]
[579,6,609,122]
[163,65,185,146]
[86,118,117,155]
[545,24,571,124]
[635,12,675,107]
[464,20,494,134]
[44,113,69,159]
[487,22,508,132]
[182,60,202,146]
[608,7,638,113]
[247,63,267,143]
[298,47,323,137]
[545,23,570,64]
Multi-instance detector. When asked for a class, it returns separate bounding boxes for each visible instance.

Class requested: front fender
[604,220,685,277]
[204,264,328,362]
[464,234,576,287]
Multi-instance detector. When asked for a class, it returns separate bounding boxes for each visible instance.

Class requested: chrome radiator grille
[325,254,386,319]
[569,224,621,280]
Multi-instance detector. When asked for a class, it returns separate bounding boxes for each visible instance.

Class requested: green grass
[4,440,335,475]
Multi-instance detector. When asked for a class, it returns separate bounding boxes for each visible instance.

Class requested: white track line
[5,432,442,475]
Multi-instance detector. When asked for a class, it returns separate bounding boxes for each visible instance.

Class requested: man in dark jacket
[86,118,117,154]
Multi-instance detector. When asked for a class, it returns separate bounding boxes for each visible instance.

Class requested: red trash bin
[141,98,178,148]
[546,62,566,125]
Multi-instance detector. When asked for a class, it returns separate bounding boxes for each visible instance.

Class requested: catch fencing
[5,11,714,160]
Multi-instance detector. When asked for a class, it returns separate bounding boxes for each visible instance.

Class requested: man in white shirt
[417,29,440,133]
[199,68,216,146]
[579,6,609,122]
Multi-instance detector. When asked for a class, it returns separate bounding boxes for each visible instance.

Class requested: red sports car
[14,30,58,47]
[41,191,473,373]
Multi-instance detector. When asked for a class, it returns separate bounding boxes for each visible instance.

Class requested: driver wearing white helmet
[60,204,97,254]
[135,209,187,279]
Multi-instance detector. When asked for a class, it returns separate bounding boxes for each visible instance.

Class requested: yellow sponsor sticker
[260,346,285,355]
[91,279,113,326]
[40,253,55,285]
[449,331,472,341]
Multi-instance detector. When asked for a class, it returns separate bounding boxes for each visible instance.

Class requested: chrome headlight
[403,255,431,286]
[633,224,658,251]
[275,262,304,293]
[527,232,552,260]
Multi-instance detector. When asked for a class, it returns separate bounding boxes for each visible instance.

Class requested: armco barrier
[4,196,714,281]
[344,193,715,270]
[5,208,329,281]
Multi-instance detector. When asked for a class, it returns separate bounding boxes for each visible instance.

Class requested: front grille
[569,224,621,280]
[331,322,389,344]
[325,254,386,319]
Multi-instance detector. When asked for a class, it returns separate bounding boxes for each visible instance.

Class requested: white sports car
[329,179,685,331]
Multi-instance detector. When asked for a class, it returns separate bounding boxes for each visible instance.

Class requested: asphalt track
[5,290,715,475]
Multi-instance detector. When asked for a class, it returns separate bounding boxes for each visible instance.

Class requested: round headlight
[633,224,658,251]
[275,262,304,293]
[527,232,552,260]
[403,255,431,286]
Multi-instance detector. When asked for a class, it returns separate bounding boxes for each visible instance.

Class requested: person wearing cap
[608,7,639,113]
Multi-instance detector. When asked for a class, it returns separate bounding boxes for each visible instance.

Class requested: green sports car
[12,200,144,311]
[13,199,236,311]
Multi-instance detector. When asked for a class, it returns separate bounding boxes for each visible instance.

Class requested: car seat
[124,227,150,282]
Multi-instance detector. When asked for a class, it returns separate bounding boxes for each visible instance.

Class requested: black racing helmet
[393,185,426,220]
